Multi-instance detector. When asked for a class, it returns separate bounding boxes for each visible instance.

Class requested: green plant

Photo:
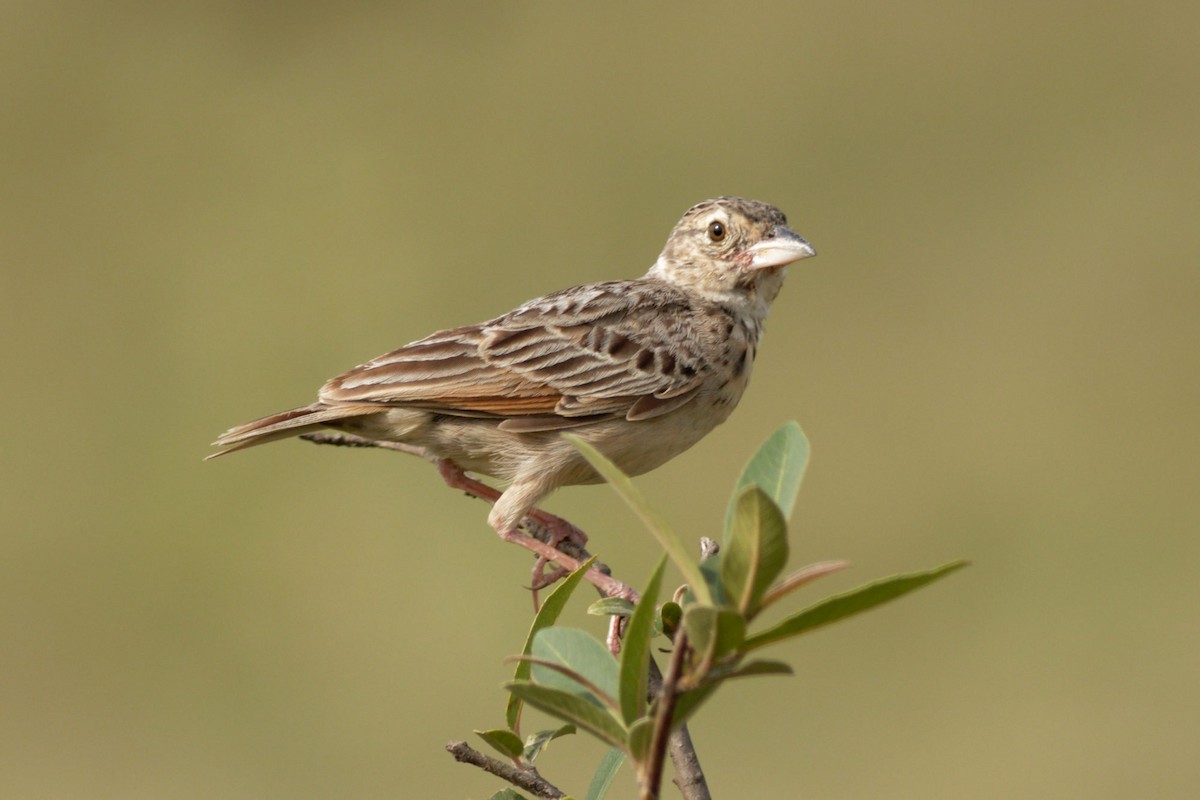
[455,422,967,799]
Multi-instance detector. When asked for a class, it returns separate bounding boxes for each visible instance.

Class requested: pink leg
[435,459,632,606]
[436,460,587,548]
[435,459,574,591]
[436,458,504,504]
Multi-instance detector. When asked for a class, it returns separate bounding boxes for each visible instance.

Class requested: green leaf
[722,486,789,617]
[585,748,626,800]
[474,728,525,760]
[506,556,597,730]
[661,605,753,729]
[619,556,666,725]
[516,656,618,711]
[505,682,628,750]
[683,605,746,663]
[523,724,575,761]
[588,597,636,617]
[743,560,970,652]
[564,435,712,605]
[725,421,810,537]
[626,717,655,765]
[531,628,619,704]
[659,601,682,639]
[683,605,716,654]
[711,609,746,658]
[698,552,727,607]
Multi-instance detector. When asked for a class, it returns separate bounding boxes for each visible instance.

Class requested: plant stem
[642,631,689,799]
[445,740,565,798]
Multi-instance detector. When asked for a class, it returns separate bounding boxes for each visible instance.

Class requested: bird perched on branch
[210,196,815,579]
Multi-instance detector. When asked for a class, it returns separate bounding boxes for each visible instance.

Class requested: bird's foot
[497,527,635,610]
[527,557,570,611]
[519,513,594,608]
[526,508,588,549]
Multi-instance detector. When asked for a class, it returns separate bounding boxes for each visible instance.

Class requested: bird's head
[648,196,816,316]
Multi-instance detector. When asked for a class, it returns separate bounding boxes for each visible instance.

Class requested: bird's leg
[434,460,586,602]
[435,460,587,549]
[435,458,504,504]
[528,508,588,548]
[433,459,636,605]
[517,514,586,602]
[493,525,636,609]
[520,513,587,604]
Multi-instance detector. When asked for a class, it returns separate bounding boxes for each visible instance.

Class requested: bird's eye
[707,221,726,242]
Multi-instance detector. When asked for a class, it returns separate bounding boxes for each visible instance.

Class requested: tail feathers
[207,403,380,460]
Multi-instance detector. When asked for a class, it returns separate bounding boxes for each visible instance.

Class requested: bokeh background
[3,2,1198,797]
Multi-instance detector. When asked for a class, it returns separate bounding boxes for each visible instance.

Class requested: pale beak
[746,227,816,270]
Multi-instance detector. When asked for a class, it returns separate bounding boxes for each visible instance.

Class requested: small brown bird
[210,197,814,570]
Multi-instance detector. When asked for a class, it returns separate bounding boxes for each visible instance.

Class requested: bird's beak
[746,227,816,270]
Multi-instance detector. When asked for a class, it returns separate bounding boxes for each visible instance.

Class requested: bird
[209,196,815,582]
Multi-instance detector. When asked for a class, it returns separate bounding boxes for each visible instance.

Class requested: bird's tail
[206,403,381,459]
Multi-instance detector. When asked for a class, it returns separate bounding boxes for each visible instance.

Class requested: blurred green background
[3,2,1197,797]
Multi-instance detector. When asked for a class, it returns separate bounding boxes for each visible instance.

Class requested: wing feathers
[316,280,713,424]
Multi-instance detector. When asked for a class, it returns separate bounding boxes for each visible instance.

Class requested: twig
[667,724,711,800]
[648,661,711,800]
[642,632,689,800]
[445,741,565,799]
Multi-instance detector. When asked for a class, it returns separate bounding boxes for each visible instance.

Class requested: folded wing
[319,281,709,430]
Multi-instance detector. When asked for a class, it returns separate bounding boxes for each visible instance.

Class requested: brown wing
[318,280,712,428]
